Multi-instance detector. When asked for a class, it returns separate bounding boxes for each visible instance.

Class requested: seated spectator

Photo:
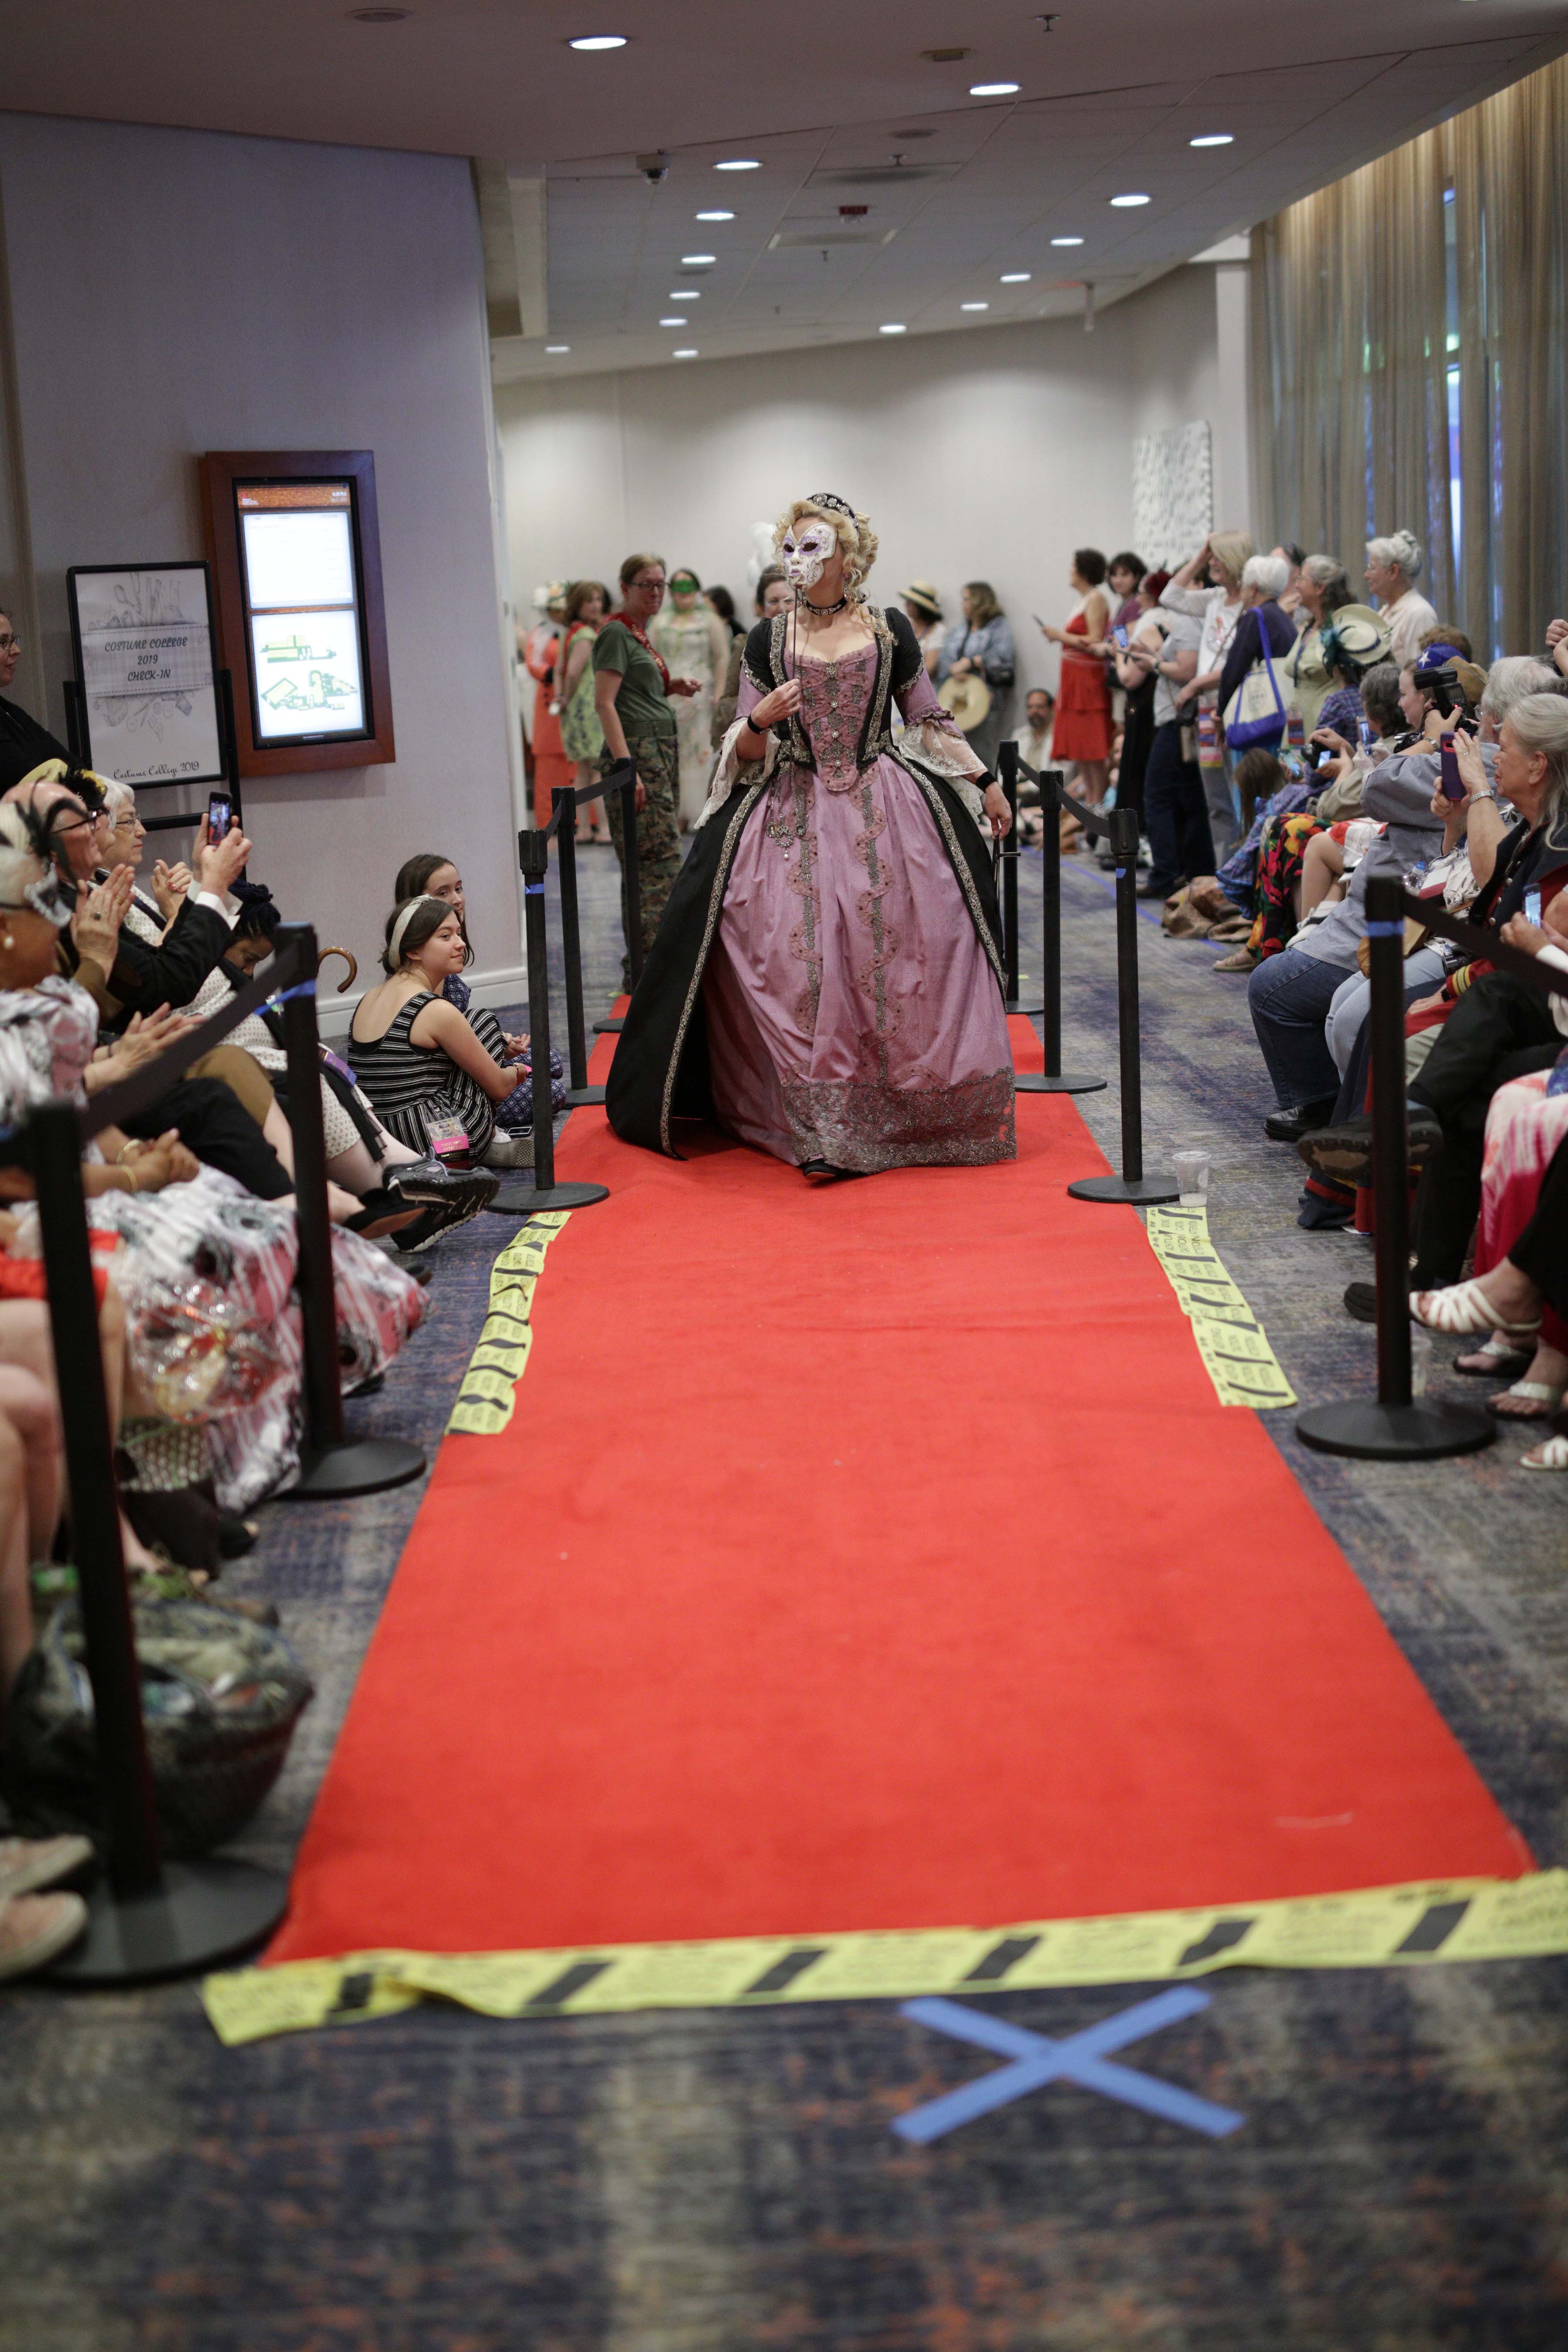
[0,606,69,792]
[1365,531,1440,667]
[392,850,562,1119]
[1300,692,1568,1277]
[349,896,537,1169]
[1246,718,1453,1139]
[1310,607,1397,754]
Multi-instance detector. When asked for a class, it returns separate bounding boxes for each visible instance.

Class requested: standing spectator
[705,585,744,639]
[1282,556,1357,733]
[519,583,571,826]
[1364,531,1440,669]
[557,579,610,841]
[1112,568,1171,831]
[900,581,946,679]
[593,555,700,986]
[649,567,731,828]
[1037,550,1114,804]
[1132,603,1208,900]
[1106,552,1146,638]
[1162,531,1255,860]
[1217,554,1298,752]
[936,582,1016,773]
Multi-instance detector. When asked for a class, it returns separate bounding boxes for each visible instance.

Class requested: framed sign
[200,449,395,775]
[65,561,224,786]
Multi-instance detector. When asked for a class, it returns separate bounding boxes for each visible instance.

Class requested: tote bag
[1223,616,1287,751]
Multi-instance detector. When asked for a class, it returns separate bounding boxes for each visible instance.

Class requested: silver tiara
[807,491,856,520]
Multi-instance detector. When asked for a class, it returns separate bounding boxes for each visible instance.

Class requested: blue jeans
[1142,720,1215,893]
[1246,946,1352,1110]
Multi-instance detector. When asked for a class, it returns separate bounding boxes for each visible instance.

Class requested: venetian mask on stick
[780,520,838,592]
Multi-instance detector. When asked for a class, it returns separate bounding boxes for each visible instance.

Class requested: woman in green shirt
[593,553,700,985]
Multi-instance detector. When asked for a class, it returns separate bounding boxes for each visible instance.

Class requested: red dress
[1052,610,1113,761]
[524,626,574,826]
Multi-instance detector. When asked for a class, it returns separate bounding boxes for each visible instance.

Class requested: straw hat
[1318,604,1392,667]
[938,672,992,730]
[901,579,943,620]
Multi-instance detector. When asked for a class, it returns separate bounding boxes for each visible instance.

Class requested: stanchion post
[554,788,605,1108]
[30,1105,161,1898]
[1068,807,1178,1203]
[497,829,610,1216]
[1015,766,1105,1098]
[30,1105,289,1984]
[1296,875,1494,1460]
[997,743,1022,1009]
[274,924,425,1498]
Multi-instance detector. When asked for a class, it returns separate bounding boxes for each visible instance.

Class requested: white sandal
[1488,1380,1567,1422]
[1521,1433,1568,1473]
[1409,1279,1541,1340]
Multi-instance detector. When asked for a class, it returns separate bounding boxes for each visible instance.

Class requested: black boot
[1263,1097,1338,1143]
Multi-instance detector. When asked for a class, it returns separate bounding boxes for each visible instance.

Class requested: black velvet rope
[1017,757,1115,841]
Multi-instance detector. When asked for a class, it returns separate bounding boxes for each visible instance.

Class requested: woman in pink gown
[607,494,1017,1176]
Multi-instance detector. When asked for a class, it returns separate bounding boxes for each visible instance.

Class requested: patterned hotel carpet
[3,841,1567,2352]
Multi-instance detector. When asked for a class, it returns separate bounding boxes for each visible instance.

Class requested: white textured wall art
[1132,421,1214,571]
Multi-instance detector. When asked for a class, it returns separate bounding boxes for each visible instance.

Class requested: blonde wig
[773,496,879,603]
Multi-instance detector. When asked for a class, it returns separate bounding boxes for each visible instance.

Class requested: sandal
[1409,1279,1541,1341]
[1212,945,1258,973]
[1453,1334,1535,1379]
[1487,1380,1567,1422]
[1521,1433,1568,1473]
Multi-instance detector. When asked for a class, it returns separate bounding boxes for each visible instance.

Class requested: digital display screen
[234,480,371,745]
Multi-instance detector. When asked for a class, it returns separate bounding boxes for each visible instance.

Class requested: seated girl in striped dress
[348,896,533,1170]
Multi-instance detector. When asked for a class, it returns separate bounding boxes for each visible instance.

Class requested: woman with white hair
[1364,531,1440,669]
[608,493,1016,1177]
[1161,531,1255,857]
[1217,554,1297,750]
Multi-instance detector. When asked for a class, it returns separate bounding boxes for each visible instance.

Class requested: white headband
[389,893,446,966]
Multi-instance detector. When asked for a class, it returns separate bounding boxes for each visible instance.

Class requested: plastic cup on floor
[1173,1149,1211,1207]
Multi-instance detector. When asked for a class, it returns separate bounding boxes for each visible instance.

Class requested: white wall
[0,112,520,994]
[496,265,1244,704]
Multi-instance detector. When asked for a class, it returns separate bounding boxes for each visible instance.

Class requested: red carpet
[270,1019,1528,1964]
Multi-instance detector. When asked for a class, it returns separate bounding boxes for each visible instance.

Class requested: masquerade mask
[0,869,74,929]
[780,521,838,590]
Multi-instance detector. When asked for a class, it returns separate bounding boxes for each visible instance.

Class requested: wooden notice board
[200,449,394,775]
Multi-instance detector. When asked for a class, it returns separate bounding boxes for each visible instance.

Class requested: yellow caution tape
[444,1213,570,1436]
[1145,1204,1297,1409]
[201,1870,1568,2045]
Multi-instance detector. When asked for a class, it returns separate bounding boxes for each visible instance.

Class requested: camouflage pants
[602,729,682,988]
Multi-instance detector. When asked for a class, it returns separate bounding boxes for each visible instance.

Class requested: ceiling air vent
[769,227,898,249]
[809,165,952,188]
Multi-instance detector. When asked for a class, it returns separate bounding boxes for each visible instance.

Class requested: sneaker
[0,1889,88,1980]
[0,1833,92,1900]
[481,1133,535,1171]
[1298,1107,1443,1186]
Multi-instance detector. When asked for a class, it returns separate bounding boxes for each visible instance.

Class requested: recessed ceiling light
[568,33,627,49]
[659,316,685,326]
[970,81,1020,96]
[681,253,716,266]
[1050,235,1084,247]
[1110,192,1151,206]
[669,290,700,301]
[961,301,989,311]
[1190,133,1233,148]
[879,322,907,335]
[696,210,734,221]
[714,159,760,172]
[545,344,570,354]
[673,348,699,358]
[1000,271,1031,283]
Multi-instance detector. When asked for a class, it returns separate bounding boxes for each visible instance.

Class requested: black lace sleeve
[741,616,777,697]
[886,604,925,695]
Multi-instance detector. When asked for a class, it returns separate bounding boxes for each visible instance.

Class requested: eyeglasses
[0,634,20,655]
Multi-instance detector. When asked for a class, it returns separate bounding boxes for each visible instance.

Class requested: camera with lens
[1421,665,1475,725]
[636,152,671,186]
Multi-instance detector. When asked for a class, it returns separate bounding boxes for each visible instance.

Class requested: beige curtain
[1252,54,1568,657]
